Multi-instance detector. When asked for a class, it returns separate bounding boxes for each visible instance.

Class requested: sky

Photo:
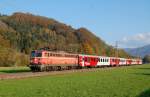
[0,0,150,48]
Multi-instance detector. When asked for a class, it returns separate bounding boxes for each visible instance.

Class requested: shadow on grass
[0,69,31,73]
[137,67,150,70]
[133,73,150,76]
[137,89,150,97]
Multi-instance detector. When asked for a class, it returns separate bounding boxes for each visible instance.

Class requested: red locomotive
[29,50,142,71]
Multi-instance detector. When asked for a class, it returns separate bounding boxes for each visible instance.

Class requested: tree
[82,42,94,55]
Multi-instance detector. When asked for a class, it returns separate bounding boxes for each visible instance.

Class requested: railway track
[0,67,115,80]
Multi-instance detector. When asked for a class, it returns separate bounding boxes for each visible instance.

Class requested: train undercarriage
[28,64,133,72]
[29,64,82,72]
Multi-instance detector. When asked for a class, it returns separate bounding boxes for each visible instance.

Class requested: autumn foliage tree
[82,42,94,55]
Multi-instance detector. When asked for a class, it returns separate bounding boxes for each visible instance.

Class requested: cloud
[120,32,150,48]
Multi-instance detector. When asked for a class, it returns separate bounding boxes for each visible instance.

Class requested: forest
[0,12,130,66]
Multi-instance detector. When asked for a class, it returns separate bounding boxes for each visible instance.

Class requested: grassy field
[0,67,30,74]
[0,64,150,97]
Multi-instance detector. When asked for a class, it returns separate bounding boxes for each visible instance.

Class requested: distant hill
[124,44,150,58]
[0,12,130,66]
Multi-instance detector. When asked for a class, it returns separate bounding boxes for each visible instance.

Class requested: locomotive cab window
[31,51,36,57]
[31,51,42,57]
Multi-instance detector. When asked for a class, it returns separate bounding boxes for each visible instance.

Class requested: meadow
[0,64,150,97]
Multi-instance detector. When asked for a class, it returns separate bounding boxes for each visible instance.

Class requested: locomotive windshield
[31,51,42,57]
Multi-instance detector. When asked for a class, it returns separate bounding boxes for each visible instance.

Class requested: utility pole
[115,41,118,58]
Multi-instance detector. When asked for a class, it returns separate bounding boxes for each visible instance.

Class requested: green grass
[0,67,30,73]
[0,64,150,97]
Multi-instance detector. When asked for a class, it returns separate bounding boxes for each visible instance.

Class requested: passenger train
[29,50,142,71]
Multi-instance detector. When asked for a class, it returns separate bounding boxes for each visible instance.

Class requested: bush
[0,46,29,67]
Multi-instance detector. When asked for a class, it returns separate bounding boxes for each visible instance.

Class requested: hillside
[0,12,130,66]
[124,44,150,58]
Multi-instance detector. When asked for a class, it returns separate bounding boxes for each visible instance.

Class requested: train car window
[82,57,84,61]
[44,53,48,57]
[113,59,114,62]
[93,58,95,61]
[101,59,102,62]
[50,53,52,56]
[57,54,60,57]
[51,53,53,56]
[103,59,104,62]
[74,55,77,58]
[55,54,57,56]
[98,58,100,62]
[65,54,68,57]
[84,57,87,62]
[36,53,42,57]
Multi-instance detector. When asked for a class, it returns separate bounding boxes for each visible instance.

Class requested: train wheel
[67,66,72,70]
[56,66,61,71]
[30,66,35,72]
[39,66,45,72]
[45,66,49,71]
